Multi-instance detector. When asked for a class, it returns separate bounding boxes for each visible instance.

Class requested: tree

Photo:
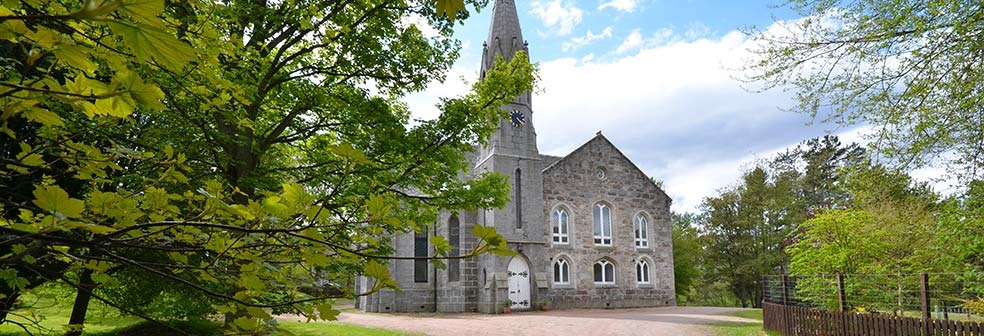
[745,1,984,181]
[701,165,804,307]
[937,180,984,311]
[671,212,701,303]
[786,164,939,312]
[1,0,530,334]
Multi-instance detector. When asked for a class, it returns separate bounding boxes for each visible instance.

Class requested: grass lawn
[276,321,421,336]
[707,309,780,336]
[0,292,411,336]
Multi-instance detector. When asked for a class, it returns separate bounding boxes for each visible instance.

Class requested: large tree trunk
[66,270,94,336]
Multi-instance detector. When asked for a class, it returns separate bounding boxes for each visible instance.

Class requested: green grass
[0,293,140,336]
[726,309,764,321]
[0,292,412,336]
[276,321,421,336]
[708,309,781,336]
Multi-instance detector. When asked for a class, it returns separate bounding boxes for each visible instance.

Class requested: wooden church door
[507,257,531,310]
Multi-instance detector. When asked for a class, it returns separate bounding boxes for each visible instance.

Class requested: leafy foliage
[745,0,984,181]
[671,212,702,303]
[1,0,531,333]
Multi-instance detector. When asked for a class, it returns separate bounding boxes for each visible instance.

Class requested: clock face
[509,110,526,127]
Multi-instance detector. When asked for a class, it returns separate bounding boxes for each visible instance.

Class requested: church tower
[473,0,546,313]
[475,0,542,241]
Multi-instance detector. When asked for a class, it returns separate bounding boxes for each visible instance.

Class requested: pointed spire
[481,0,527,73]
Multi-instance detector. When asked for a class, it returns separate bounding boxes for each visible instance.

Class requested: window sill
[551,243,573,249]
[594,283,616,288]
[593,245,615,251]
[634,247,652,252]
[552,284,575,289]
[637,283,654,289]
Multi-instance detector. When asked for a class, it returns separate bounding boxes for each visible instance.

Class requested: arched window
[552,208,569,244]
[636,259,651,284]
[634,214,649,248]
[593,259,615,284]
[552,258,570,285]
[515,168,522,228]
[414,226,428,283]
[593,203,612,246]
[448,214,461,282]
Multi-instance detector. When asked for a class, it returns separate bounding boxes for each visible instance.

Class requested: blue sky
[404,0,874,212]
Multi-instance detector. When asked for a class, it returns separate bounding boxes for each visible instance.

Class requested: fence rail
[763,273,984,336]
[764,302,984,336]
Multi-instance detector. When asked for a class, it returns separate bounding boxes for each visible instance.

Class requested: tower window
[448,214,461,282]
[414,226,428,283]
[515,168,522,228]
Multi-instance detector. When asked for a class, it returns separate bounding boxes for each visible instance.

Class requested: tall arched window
[634,214,649,248]
[636,259,651,284]
[414,226,428,283]
[448,214,461,282]
[552,208,569,244]
[593,259,615,284]
[593,203,612,246]
[515,168,522,228]
[552,258,570,285]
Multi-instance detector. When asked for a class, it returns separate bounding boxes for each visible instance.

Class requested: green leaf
[107,20,194,71]
[119,70,165,110]
[91,272,112,284]
[118,0,164,27]
[246,307,272,320]
[72,0,121,19]
[364,260,390,280]
[436,0,466,20]
[233,317,259,331]
[303,249,330,267]
[22,108,63,127]
[317,304,339,321]
[53,45,98,75]
[82,224,116,234]
[33,185,85,218]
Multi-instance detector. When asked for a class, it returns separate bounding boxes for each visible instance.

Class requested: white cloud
[615,28,673,54]
[405,20,865,213]
[400,13,441,38]
[598,0,641,13]
[615,29,643,53]
[562,27,613,52]
[530,24,838,212]
[529,0,583,36]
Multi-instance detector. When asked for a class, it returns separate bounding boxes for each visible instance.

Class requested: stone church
[356,0,675,313]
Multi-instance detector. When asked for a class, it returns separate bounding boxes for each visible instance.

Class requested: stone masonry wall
[541,134,675,309]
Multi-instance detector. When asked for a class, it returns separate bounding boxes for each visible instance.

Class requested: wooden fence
[764,302,984,336]
[763,273,984,336]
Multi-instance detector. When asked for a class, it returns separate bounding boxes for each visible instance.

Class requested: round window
[596,168,606,179]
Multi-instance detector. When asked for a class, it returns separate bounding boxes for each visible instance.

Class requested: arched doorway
[507,257,531,310]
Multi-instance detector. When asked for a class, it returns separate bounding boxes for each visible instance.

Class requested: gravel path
[278,306,761,336]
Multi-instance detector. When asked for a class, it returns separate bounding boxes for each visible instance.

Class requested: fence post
[781,274,789,305]
[920,272,930,336]
[837,273,846,336]
[837,273,845,312]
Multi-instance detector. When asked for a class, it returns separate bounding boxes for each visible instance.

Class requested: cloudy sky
[404,0,869,212]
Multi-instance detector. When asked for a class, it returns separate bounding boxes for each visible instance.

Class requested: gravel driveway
[280,306,761,336]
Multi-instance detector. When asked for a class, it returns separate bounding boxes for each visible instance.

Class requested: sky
[403,0,871,213]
